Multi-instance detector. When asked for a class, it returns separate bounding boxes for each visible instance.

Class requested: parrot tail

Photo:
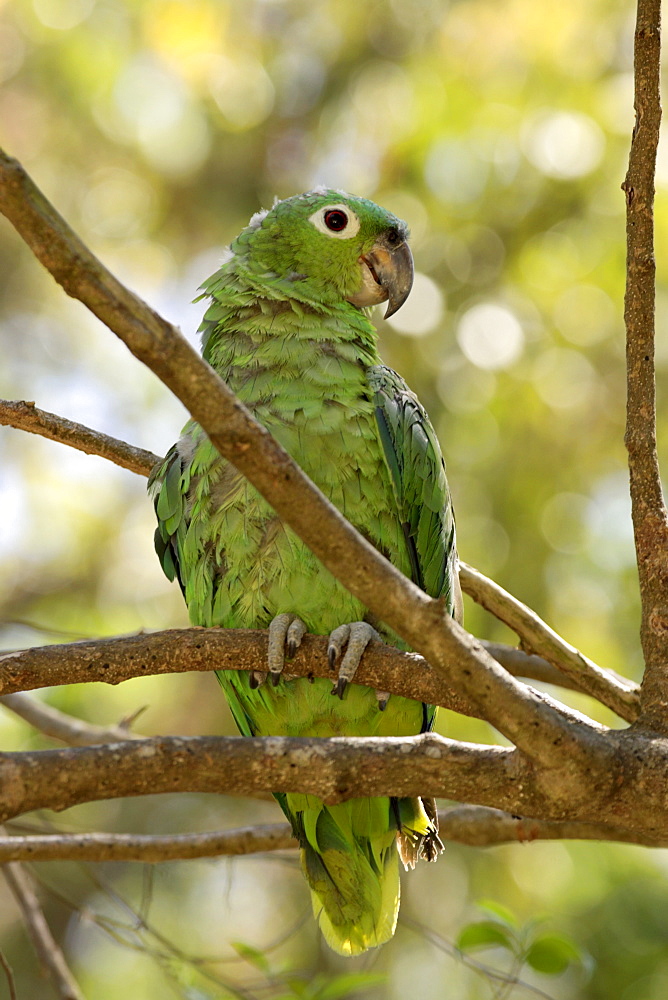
[279,793,441,956]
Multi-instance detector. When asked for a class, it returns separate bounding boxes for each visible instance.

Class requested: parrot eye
[324,210,348,231]
[308,203,361,239]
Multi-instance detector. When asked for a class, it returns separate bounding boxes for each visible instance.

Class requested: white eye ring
[308,204,361,239]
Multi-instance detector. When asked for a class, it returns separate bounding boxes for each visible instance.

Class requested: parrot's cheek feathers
[347,258,390,310]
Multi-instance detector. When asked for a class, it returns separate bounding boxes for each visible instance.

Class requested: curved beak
[347,237,414,318]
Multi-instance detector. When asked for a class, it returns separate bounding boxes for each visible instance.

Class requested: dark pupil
[324,210,348,231]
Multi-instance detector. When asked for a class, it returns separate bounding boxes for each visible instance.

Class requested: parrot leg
[266,616,384,703]
[267,613,307,685]
[328,622,381,700]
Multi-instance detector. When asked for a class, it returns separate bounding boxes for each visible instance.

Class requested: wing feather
[368,365,462,622]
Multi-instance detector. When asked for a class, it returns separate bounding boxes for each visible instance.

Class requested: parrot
[148,189,462,956]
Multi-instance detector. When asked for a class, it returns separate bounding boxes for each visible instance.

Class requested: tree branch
[622,0,668,727]
[0,628,628,725]
[0,947,16,1000]
[0,824,296,863]
[2,729,668,839]
[0,399,161,476]
[0,148,612,769]
[1,806,663,864]
[2,860,85,1000]
[0,693,144,746]
[0,734,517,822]
[459,563,640,722]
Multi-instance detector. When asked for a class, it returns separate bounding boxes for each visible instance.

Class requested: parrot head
[231,188,414,318]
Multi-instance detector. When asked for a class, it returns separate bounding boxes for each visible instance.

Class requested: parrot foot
[375,690,390,711]
[267,613,307,685]
[328,622,381,700]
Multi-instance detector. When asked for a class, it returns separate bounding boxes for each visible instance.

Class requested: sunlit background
[1,0,667,996]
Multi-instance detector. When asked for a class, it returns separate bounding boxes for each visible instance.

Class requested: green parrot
[149,189,462,956]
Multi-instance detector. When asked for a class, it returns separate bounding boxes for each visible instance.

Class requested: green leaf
[230,941,270,975]
[525,933,582,975]
[314,973,386,999]
[457,921,515,953]
[476,899,519,928]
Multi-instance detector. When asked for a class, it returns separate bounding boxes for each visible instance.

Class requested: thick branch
[623,0,668,727]
[0,734,517,822]
[460,563,640,722]
[2,861,85,1000]
[0,628,625,724]
[0,399,160,475]
[5,730,668,839]
[1,807,664,864]
[0,149,611,768]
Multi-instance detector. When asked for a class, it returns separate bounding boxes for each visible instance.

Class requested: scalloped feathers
[149,191,458,955]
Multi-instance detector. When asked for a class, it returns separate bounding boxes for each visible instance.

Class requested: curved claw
[331,676,349,699]
[267,613,306,685]
[327,621,381,701]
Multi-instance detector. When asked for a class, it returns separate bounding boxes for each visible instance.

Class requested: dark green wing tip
[367,365,458,611]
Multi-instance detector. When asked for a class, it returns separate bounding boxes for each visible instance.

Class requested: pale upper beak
[347,233,414,319]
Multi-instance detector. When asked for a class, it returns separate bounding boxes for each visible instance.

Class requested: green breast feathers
[149,189,460,956]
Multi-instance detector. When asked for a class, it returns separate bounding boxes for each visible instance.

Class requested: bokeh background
[1,0,667,996]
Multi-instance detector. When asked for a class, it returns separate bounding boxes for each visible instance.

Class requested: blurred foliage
[1,0,668,996]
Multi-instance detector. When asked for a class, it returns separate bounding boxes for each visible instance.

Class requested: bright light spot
[437,362,497,414]
[33,0,94,31]
[208,56,275,131]
[80,169,157,240]
[352,62,415,136]
[385,272,444,337]
[114,56,211,176]
[545,564,612,620]
[597,73,635,136]
[532,347,598,410]
[541,492,592,553]
[586,474,635,571]
[460,515,510,574]
[523,110,605,179]
[0,25,25,83]
[553,283,617,346]
[425,138,488,205]
[456,303,524,370]
[139,106,210,177]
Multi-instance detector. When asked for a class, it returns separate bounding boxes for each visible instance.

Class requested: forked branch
[0,150,614,765]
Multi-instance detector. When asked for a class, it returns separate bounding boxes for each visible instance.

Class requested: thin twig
[0,807,663,864]
[0,399,161,475]
[0,824,295,864]
[622,0,668,727]
[402,918,558,1000]
[460,562,640,722]
[0,693,144,746]
[0,947,17,1000]
[2,860,85,1000]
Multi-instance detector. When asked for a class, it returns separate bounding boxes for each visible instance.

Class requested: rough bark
[622,0,668,727]
[0,629,626,722]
